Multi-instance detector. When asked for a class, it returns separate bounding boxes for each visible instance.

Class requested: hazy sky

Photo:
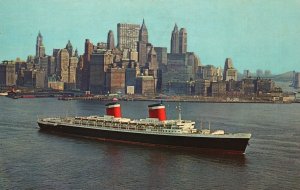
[1,0,299,74]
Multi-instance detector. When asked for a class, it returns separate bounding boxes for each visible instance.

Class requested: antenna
[201,120,203,130]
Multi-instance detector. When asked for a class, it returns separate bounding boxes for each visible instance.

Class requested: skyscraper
[36,31,45,58]
[224,58,233,71]
[0,61,16,86]
[154,47,167,67]
[170,24,179,54]
[146,47,159,92]
[57,48,77,89]
[107,30,115,50]
[223,58,237,81]
[138,19,149,66]
[81,39,94,91]
[57,49,69,83]
[154,47,167,92]
[89,49,113,94]
[117,23,140,51]
[179,28,187,54]
[76,55,84,89]
[47,56,56,76]
[66,40,73,57]
[69,56,78,88]
[147,47,158,71]
[106,67,126,94]
[139,19,148,43]
[74,48,79,58]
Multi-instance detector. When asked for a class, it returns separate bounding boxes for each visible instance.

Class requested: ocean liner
[37,102,251,154]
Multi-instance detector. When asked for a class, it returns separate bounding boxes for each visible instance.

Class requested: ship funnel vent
[105,102,122,118]
[148,103,166,121]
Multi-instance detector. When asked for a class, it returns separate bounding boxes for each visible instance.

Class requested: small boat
[58,96,73,101]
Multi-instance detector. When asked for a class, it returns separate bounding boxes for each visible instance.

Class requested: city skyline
[1,0,299,74]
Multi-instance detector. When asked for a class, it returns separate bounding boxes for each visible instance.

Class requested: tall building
[154,47,167,91]
[89,49,113,94]
[138,19,149,66]
[23,70,35,87]
[154,47,167,67]
[179,28,187,54]
[168,53,197,79]
[52,48,61,77]
[57,49,70,83]
[81,39,94,91]
[223,58,237,81]
[55,47,78,89]
[187,52,200,79]
[76,55,84,89]
[35,70,46,88]
[135,76,155,95]
[106,67,126,94]
[125,67,139,93]
[224,58,233,71]
[117,23,140,51]
[146,47,159,92]
[36,31,45,58]
[0,61,16,86]
[39,56,49,74]
[66,40,73,57]
[84,39,94,62]
[47,56,56,76]
[14,58,26,85]
[162,52,199,94]
[139,19,148,43]
[69,56,78,88]
[146,47,158,71]
[74,48,79,58]
[107,30,115,50]
[170,24,179,54]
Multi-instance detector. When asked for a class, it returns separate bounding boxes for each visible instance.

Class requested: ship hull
[38,122,250,154]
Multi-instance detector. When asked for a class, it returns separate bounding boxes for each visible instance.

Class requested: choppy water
[0,97,299,189]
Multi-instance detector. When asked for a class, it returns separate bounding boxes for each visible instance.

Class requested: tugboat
[37,102,251,154]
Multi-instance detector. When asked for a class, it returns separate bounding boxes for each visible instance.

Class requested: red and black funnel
[105,102,122,118]
[148,103,166,121]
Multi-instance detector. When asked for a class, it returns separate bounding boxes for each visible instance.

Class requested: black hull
[38,122,250,154]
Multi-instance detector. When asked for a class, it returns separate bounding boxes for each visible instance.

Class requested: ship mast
[176,103,182,122]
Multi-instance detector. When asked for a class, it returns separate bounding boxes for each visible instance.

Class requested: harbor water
[0,97,299,189]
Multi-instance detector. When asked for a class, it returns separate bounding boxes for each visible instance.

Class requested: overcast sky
[1,0,299,74]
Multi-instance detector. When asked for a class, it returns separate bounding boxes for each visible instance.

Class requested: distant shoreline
[71,96,295,104]
[2,95,298,104]
[2,90,298,104]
